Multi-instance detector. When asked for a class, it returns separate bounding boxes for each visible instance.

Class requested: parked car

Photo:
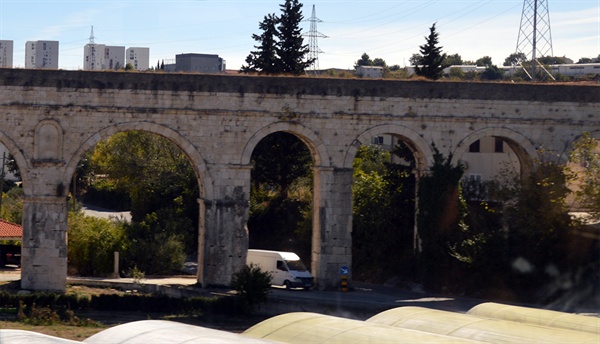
[0,244,21,267]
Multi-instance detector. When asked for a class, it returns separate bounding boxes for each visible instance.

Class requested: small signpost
[340,265,349,292]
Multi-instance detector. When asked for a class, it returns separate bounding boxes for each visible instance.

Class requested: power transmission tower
[307,5,327,72]
[514,0,554,81]
[88,26,97,70]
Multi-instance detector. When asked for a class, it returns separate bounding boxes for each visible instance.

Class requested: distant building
[462,136,520,184]
[25,40,59,69]
[83,44,125,71]
[162,58,176,72]
[0,40,13,68]
[104,46,125,70]
[126,47,150,71]
[83,43,103,70]
[174,53,226,73]
[356,66,383,78]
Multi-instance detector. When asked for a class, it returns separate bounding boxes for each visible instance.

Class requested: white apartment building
[0,40,14,68]
[126,47,149,71]
[104,46,125,70]
[84,44,125,70]
[83,43,103,70]
[25,40,59,69]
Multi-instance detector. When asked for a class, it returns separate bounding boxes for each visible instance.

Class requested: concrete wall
[0,69,598,291]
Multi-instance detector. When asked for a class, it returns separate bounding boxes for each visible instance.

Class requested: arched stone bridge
[0,69,598,291]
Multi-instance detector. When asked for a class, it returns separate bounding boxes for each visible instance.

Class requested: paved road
[0,268,478,315]
[82,204,131,222]
[2,269,597,319]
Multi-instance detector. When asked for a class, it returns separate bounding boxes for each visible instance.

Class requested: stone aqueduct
[0,69,598,291]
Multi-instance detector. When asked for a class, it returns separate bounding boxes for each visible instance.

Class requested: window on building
[467,174,482,183]
[371,136,384,145]
[495,137,504,153]
[469,140,480,153]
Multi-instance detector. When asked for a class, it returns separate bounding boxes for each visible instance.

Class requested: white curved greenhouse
[467,302,600,334]
[367,306,599,343]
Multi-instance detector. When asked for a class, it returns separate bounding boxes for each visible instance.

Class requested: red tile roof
[0,219,22,239]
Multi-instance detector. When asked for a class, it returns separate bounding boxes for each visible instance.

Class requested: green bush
[68,211,126,276]
[121,213,186,275]
[231,264,272,313]
[0,289,243,319]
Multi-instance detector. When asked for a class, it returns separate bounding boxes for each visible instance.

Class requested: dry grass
[0,321,106,341]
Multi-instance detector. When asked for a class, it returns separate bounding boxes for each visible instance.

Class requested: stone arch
[344,124,432,174]
[241,122,330,168]
[453,127,537,177]
[65,121,212,200]
[559,130,600,165]
[34,120,63,161]
[0,131,31,194]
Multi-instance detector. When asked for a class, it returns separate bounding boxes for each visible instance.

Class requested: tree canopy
[414,23,447,80]
[503,52,527,66]
[276,0,313,74]
[444,53,463,66]
[241,0,313,75]
[475,56,493,67]
[240,14,280,74]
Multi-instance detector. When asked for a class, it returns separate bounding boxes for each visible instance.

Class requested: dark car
[0,244,21,267]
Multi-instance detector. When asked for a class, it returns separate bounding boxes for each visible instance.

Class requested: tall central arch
[241,122,353,290]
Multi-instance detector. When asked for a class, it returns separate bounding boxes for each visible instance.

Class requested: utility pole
[515,0,554,81]
[306,5,327,72]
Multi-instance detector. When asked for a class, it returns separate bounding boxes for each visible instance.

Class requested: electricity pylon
[515,0,554,81]
[307,5,327,72]
[88,26,97,70]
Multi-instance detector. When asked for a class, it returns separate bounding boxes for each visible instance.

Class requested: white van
[247,249,314,289]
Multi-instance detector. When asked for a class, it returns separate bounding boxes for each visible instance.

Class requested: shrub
[68,211,126,276]
[230,264,272,313]
[120,213,186,275]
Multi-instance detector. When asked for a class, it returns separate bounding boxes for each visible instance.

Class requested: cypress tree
[276,0,313,75]
[414,23,447,80]
[240,14,280,74]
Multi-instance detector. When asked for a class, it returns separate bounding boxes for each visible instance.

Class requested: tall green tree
[90,131,199,253]
[240,14,279,74]
[417,146,466,290]
[276,0,313,74]
[241,0,313,75]
[414,23,447,80]
[352,143,416,281]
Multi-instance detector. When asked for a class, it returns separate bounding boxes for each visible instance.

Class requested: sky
[0,0,598,71]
